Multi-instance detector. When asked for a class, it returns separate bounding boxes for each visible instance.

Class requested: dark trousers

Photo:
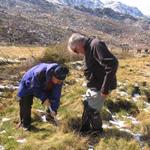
[80,101,102,132]
[19,95,33,127]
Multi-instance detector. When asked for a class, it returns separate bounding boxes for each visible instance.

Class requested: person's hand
[43,99,50,106]
[49,110,59,126]
[50,110,56,117]
[101,92,108,98]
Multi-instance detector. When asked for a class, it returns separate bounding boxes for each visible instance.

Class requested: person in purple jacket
[18,63,69,130]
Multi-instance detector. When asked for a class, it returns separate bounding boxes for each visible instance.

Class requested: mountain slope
[46,0,104,9]
[0,0,149,48]
[44,0,143,18]
[104,1,143,17]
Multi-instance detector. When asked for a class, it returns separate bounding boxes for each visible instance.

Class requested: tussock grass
[105,98,139,115]
[40,43,82,64]
[95,138,140,150]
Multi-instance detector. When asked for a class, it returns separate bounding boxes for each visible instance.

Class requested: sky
[101,0,150,16]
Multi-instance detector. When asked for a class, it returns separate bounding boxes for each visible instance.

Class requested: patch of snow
[104,1,143,17]
[0,145,4,150]
[82,82,86,87]
[0,130,6,134]
[132,94,141,102]
[17,138,26,144]
[132,133,142,141]
[41,115,47,122]
[88,145,94,150]
[2,118,11,122]
[124,116,140,125]
[109,120,125,128]
[119,128,132,134]
[143,108,150,112]
[116,90,128,96]
[144,102,150,108]
[103,124,113,129]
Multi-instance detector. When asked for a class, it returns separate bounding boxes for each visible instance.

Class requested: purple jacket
[18,63,63,112]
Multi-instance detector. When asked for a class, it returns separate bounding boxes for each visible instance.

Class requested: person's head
[52,65,69,84]
[68,33,87,55]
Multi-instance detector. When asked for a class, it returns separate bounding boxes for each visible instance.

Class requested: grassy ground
[0,46,45,59]
[0,46,150,150]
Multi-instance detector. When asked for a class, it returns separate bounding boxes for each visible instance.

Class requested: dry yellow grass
[0,46,46,59]
[117,56,150,84]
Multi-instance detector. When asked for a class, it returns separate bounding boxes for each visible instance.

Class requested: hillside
[0,0,150,49]
[0,46,150,150]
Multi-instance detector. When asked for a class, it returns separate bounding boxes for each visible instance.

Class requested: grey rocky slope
[0,0,149,48]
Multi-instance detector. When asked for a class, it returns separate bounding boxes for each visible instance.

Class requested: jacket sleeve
[83,58,93,81]
[93,42,118,94]
[48,84,63,112]
[30,75,48,102]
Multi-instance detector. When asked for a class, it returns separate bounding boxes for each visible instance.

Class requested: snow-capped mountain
[0,0,144,18]
[45,0,143,17]
[104,1,143,17]
[46,0,104,9]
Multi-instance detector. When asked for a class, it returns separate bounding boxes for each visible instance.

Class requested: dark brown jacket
[84,38,118,94]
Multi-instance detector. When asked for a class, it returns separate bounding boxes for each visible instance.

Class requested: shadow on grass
[87,128,133,146]
[28,125,53,133]
[62,116,82,133]
[15,122,54,133]
[64,116,134,146]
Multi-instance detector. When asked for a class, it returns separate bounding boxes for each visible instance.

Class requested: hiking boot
[19,123,31,131]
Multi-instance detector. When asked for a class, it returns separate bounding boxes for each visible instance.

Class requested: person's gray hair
[68,33,87,51]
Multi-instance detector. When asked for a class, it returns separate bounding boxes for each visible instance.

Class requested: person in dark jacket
[18,63,69,130]
[68,33,118,134]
